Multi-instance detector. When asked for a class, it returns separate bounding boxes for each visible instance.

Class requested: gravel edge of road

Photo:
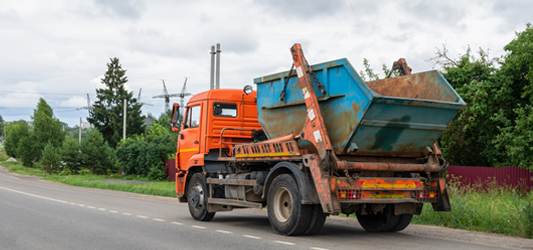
[2,164,532,249]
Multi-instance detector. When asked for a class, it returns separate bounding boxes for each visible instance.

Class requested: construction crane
[76,94,92,112]
[178,77,192,114]
[136,88,153,106]
[152,78,191,111]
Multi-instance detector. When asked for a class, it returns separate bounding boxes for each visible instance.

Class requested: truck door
[178,104,202,170]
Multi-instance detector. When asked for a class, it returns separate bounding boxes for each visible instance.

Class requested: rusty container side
[349,71,466,157]
[254,59,465,157]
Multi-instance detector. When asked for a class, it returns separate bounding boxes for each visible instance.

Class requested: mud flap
[432,178,451,211]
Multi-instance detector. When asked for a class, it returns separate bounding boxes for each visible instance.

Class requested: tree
[41,142,61,174]
[88,57,145,148]
[437,24,533,169]
[0,115,4,137]
[17,136,36,167]
[80,129,115,175]
[4,120,30,158]
[436,47,505,166]
[492,23,533,170]
[32,98,66,159]
[116,123,176,180]
[61,136,82,173]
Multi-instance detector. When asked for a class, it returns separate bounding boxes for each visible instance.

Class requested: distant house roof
[144,117,154,127]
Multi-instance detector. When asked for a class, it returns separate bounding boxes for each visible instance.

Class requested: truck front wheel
[267,174,311,236]
[188,173,215,221]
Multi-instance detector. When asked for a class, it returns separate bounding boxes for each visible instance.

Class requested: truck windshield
[213,103,237,118]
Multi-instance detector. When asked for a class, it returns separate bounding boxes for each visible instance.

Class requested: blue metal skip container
[254,58,466,158]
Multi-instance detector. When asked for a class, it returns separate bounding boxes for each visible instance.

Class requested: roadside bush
[61,136,82,173]
[79,168,91,175]
[116,123,175,180]
[80,129,115,175]
[41,142,61,174]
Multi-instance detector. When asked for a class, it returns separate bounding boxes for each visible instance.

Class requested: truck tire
[267,174,312,236]
[389,214,413,232]
[356,205,399,232]
[188,173,215,221]
[303,204,327,235]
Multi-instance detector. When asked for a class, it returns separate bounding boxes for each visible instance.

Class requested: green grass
[2,161,47,177]
[0,158,175,198]
[0,150,10,162]
[43,174,176,197]
[411,177,533,238]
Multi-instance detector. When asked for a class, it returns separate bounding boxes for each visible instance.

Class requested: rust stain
[366,72,456,102]
[259,105,306,139]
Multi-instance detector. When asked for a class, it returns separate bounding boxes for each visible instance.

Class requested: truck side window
[213,103,237,117]
[188,106,201,128]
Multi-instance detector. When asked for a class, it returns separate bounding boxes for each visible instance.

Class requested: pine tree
[88,57,145,148]
[32,98,66,159]
[40,142,61,174]
[80,129,115,175]
[61,136,82,173]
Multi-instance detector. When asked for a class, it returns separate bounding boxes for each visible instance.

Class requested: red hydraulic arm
[290,43,341,213]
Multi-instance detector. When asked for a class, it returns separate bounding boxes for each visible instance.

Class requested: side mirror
[171,103,180,132]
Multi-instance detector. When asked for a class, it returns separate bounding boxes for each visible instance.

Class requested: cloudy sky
[0,0,531,127]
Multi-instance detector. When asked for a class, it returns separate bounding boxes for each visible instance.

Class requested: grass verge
[412,177,533,238]
[0,155,175,198]
[43,174,175,197]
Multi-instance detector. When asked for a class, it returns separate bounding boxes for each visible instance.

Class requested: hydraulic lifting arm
[289,43,341,213]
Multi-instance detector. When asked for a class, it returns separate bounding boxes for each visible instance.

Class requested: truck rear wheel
[188,173,215,221]
[389,214,413,232]
[303,204,327,235]
[267,174,311,236]
[356,205,399,232]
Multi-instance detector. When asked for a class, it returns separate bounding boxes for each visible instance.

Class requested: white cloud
[59,96,89,108]
[0,0,531,126]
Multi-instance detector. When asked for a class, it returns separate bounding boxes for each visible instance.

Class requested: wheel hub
[273,187,292,222]
[190,184,204,208]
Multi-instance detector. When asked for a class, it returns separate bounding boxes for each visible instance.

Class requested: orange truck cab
[171,87,262,201]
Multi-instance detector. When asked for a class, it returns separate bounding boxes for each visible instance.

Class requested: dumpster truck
[170,43,466,235]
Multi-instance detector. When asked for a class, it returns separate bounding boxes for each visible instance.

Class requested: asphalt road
[1,166,531,250]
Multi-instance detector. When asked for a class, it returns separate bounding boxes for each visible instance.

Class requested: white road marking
[275,241,295,246]
[69,202,77,205]
[243,235,261,239]
[0,186,69,204]
[97,208,106,211]
[122,213,132,216]
[171,222,183,225]
[78,204,86,207]
[109,210,118,213]
[153,218,165,222]
[87,206,95,209]
[216,230,232,234]
[311,247,330,250]
[137,215,148,219]
[191,225,206,229]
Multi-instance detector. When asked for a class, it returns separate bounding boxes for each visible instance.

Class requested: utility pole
[123,99,127,140]
[210,45,216,90]
[216,43,221,89]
